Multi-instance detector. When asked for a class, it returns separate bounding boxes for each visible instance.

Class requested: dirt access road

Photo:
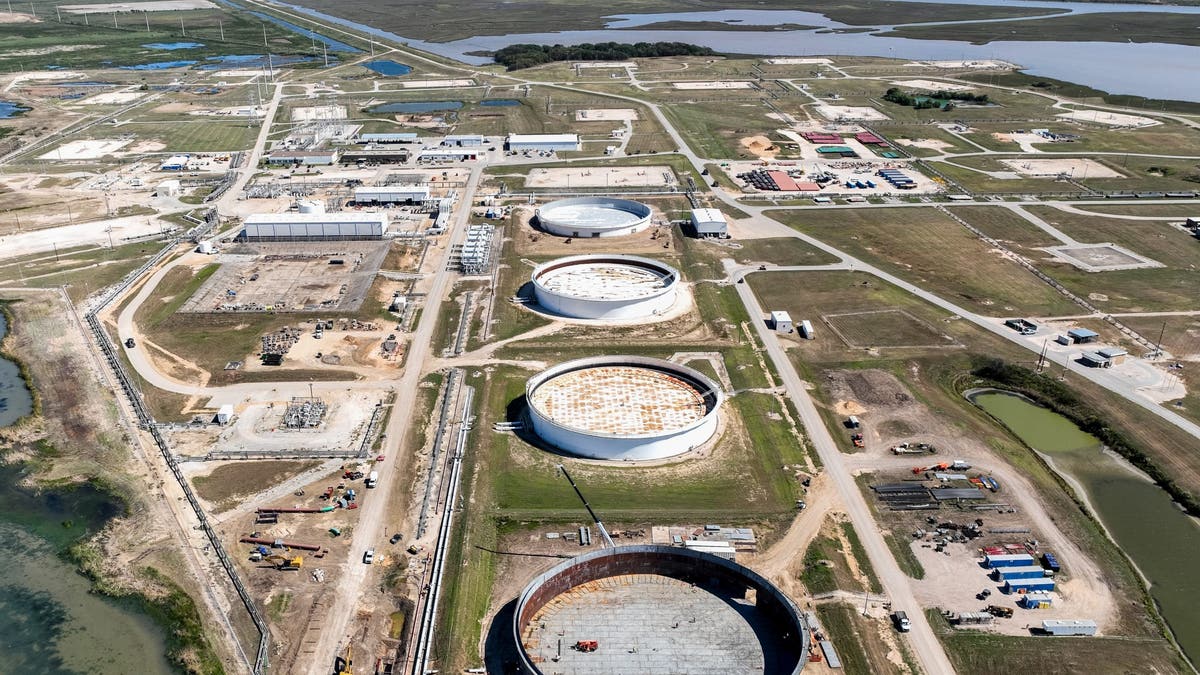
[734,271,956,675]
[301,164,484,675]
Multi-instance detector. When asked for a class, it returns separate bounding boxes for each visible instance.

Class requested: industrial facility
[525,356,722,461]
[507,133,581,152]
[530,254,679,320]
[535,197,653,238]
[508,545,808,674]
[242,211,388,241]
[353,185,430,204]
[690,208,729,238]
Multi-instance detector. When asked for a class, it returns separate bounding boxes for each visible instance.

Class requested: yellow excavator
[263,554,303,571]
[334,644,352,675]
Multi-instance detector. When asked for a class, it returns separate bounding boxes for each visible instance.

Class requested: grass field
[771,207,1081,316]
[661,100,780,159]
[884,11,1200,49]
[1072,204,1200,217]
[825,309,952,349]
[192,460,319,512]
[947,205,1062,251]
[101,121,260,152]
[1024,206,1199,313]
[816,604,904,674]
[725,237,841,268]
[0,240,161,303]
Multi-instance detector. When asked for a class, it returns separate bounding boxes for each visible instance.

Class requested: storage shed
[1020,592,1054,609]
[216,404,234,425]
[444,134,485,147]
[1097,347,1128,365]
[1068,328,1099,344]
[242,212,388,241]
[994,565,1050,581]
[1004,577,1056,593]
[770,310,793,333]
[354,185,429,204]
[506,133,580,152]
[1041,619,1097,636]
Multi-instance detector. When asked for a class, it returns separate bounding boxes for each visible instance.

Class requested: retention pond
[970,389,1200,665]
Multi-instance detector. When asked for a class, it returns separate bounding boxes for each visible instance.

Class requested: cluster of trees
[972,358,1200,517]
[883,87,990,110]
[492,42,715,71]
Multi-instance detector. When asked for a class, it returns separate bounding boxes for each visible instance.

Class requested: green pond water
[973,390,1200,664]
[0,460,173,672]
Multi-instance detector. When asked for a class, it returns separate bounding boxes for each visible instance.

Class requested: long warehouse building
[354,186,430,204]
[507,133,580,152]
[242,212,388,241]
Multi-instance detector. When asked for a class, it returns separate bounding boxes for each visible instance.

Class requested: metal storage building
[1020,592,1054,609]
[995,565,1050,581]
[359,132,418,144]
[1004,577,1055,593]
[417,148,479,162]
[771,311,793,333]
[690,208,728,238]
[216,404,234,425]
[159,154,189,171]
[354,185,430,204]
[984,553,1035,568]
[242,212,388,241]
[1098,347,1128,365]
[1041,619,1097,636]
[506,133,580,152]
[444,134,485,147]
[267,150,339,166]
[1068,328,1099,344]
[799,320,815,339]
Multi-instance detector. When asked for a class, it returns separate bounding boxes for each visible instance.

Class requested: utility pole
[144,12,149,31]
[218,19,223,41]
[556,464,615,548]
[55,6,60,22]
[180,16,185,36]
[1153,320,1167,360]
[322,42,328,68]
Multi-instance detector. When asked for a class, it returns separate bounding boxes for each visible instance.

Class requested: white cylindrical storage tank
[535,197,652,238]
[525,356,722,461]
[531,254,679,321]
[297,199,325,214]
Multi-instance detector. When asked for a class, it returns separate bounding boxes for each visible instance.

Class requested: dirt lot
[524,165,676,188]
[999,158,1124,178]
[824,369,1118,635]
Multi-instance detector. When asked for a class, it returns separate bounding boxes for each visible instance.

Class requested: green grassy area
[725,237,841,268]
[94,121,259,152]
[801,532,852,595]
[926,609,1184,674]
[0,240,160,304]
[946,205,1062,251]
[815,604,890,674]
[1071,204,1200,217]
[927,159,1084,194]
[770,207,1080,316]
[661,100,779,159]
[1,2,326,71]
[883,11,1200,49]
[1023,205,1199,313]
[842,522,882,593]
[884,531,926,580]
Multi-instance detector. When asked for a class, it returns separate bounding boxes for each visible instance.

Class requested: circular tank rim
[525,355,723,441]
[534,196,652,232]
[531,254,679,306]
[511,544,809,675]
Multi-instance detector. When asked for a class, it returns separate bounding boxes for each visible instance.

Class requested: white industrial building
[444,134,485,147]
[354,185,430,204]
[156,179,181,197]
[770,310,793,333]
[216,404,234,425]
[690,208,729,238]
[359,132,418,144]
[1041,620,1097,637]
[507,133,580,152]
[525,356,722,461]
[536,197,653,238]
[531,255,679,321]
[242,211,388,241]
[267,149,339,165]
[159,154,189,171]
[417,148,480,162]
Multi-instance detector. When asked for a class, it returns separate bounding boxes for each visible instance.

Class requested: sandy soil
[740,135,779,158]
[891,80,971,92]
[576,108,638,121]
[895,137,954,151]
[766,57,832,65]
[0,11,39,23]
[61,0,215,12]
[1000,158,1123,178]
[673,81,755,90]
[37,138,133,160]
[525,165,675,188]
[1056,110,1159,128]
[813,105,890,121]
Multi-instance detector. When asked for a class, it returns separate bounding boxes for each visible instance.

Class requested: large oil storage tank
[535,197,652,238]
[508,545,808,674]
[525,356,722,461]
[531,254,679,320]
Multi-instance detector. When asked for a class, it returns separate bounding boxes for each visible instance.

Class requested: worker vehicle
[892,611,911,632]
[986,605,1014,618]
[365,471,379,488]
[574,640,598,652]
[362,548,375,564]
[390,533,403,544]
[851,433,864,448]
[124,337,136,348]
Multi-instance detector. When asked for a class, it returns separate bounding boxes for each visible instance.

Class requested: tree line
[883,87,990,110]
[492,42,715,71]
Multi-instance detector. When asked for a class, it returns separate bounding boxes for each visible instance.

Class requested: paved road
[302,164,483,675]
[733,272,957,675]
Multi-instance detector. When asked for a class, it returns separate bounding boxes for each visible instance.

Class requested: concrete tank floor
[529,366,707,435]
[538,262,670,301]
[523,574,785,674]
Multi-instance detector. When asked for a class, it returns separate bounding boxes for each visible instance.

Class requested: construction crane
[334,643,352,675]
[263,555,303,571]
[557,464,615,548]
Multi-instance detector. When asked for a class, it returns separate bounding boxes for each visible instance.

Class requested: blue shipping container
[1004,578,1055,593]
[984,553,1036,568]
[997,566,1049,581]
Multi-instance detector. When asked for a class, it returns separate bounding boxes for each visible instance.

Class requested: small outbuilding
[156,179,181,197]
[690,208,728,238]
[1041,619,1097,636]
[1079,351,1109,368]
[216,404,234,425]
[1097,347,1128,365]
[1067,328,1099,344]
[770,310,793,333]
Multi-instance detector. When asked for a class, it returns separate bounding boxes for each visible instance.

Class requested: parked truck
[365,471,378,488]
[892,611,911,632]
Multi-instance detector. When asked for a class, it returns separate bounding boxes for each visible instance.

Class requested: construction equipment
[985,605,1014,618]
[334,643,353,675]
[263,555,303,571]
[850,433,864,448]
[574,640,598,652]
[913,462,951,475]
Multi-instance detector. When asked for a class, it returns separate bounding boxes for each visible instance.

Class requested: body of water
[198,54,316,70]
[972,390,1200,663]
[273,0,1200,101]
[142,42,204,50]
[369,100,463,114]
[480,99,521,107]
[0,314,34,426]
[363,59,412,76]
[0,101,30,119]
[119,60,198,71]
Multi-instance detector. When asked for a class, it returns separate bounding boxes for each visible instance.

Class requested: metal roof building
[1042,619,1097,636]
[690,208,728,238]
[267,149,339,165]
[359,132,418,144]
[354,185,430,204]
[444,134,485,147]
[1068,327,1100,343]
[507,133,580,152]
[242,211,388,241]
